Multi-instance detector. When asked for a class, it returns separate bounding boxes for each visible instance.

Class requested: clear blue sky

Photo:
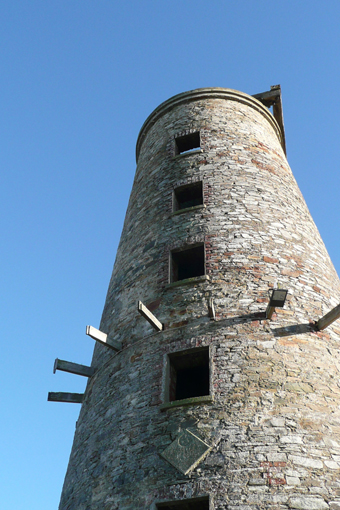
[1,2,340,508]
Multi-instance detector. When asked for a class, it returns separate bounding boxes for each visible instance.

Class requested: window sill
[171,204,205,217]
[160,395,213,411]
[173,149,203,159]
[166,275,209,289]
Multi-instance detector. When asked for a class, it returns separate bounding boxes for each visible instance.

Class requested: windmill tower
[51,87,340,510]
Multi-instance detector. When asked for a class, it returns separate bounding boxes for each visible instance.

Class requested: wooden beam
[208,298,216,320]
[86,325,122,351]
[266,306,275,320]
[316,303,340,331]
[53,358,94,377]
[137,301,163,331]
[272,90,286,155]
[253,85,286,155]
[48,392,84,403]
[253,88,279,106]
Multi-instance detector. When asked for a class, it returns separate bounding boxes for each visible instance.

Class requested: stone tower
[57,88,340,510]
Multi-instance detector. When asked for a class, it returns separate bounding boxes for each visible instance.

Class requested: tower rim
[136,87,284,162]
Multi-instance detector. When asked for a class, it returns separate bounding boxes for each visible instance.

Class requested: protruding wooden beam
[272,90,286,155]
[53,358,94,377]
[266,306,275,320]
[253,86,279,105]
[253,85,286,155]
[86,325,122,351]
[316,303,340,331]
[48,392,84,403]
[265,288,288,320]
[137,301,163,331]
[208,298,216,320]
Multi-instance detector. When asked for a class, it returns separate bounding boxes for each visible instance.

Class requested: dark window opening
[168,348,209,402]
[174,182,203,211]
[175,132,200,155]
[171,245,205,282]
[156,495,209,510]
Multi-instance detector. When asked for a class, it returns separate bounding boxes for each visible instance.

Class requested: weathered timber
[253,85,286,154]
[137,300,163,331]
[272,91,286,155]
[253,88,279,105]
[86,325,122,351]
[208,298,215,320]
[53,358,94,377]
[316,303,340,331]
[266,305,275,320]
[48,392,84,403]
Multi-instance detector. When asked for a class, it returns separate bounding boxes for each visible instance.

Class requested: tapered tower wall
[59,89,340,510]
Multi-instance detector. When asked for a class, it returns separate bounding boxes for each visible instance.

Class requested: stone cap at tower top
[135,87,285,163]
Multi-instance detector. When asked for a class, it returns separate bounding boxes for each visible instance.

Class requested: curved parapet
[136,87,285,162]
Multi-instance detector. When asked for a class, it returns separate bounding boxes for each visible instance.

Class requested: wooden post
[316,303,340,331]
[86,325,122,351]
[48,392,84,403]
[266,306,275,320]
[53,358,94,377]
[208,298,216,320]
[137,301,163,331]
[252,85,286,155]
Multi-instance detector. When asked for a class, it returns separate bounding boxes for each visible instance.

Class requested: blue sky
[1,2,340,508]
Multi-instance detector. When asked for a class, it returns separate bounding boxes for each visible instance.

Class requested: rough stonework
[58,88,340,510]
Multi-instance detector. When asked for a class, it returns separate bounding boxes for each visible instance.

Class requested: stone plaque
[161,429,212,475]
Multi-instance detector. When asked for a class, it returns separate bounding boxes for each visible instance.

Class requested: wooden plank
[86,325,122,351]
[137,301,163,331]
[208,298,215,320]
[86,325,107,343]
[252,88,279,106]
[53,358,94,377]
[316,303,340,331]
[266,306,275,320]
[253,85,286,155]
[272,92,286,155]
[48,392,84,403]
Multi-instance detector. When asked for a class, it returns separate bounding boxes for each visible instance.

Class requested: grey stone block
[161,429,212,475]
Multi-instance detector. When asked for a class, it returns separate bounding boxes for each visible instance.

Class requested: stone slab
[161,429,212,475]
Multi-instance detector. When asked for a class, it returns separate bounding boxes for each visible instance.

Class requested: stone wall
[59,89,340,510]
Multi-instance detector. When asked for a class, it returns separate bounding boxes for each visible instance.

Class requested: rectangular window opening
[156,495,209,509]
[175,132,200,155]
[173,181,203,211]
[168,347,209,402]
[171,244,205,283]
